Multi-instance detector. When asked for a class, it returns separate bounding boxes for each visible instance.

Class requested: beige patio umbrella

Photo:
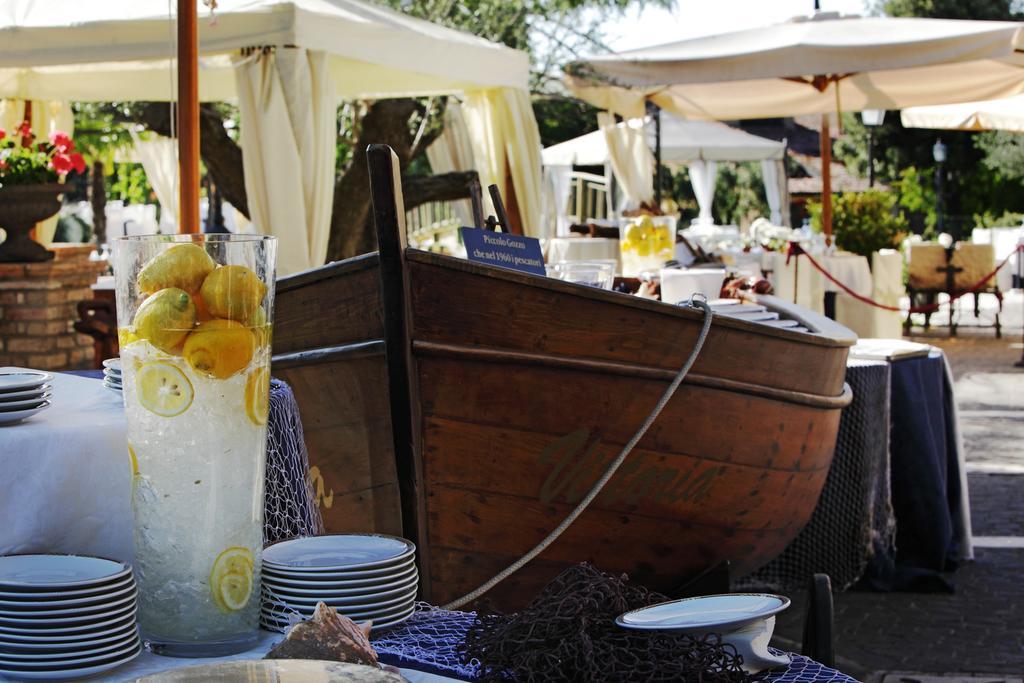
[566,12,1024,236]
[901,94,1024,132]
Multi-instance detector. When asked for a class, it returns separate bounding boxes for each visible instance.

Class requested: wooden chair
[73,300,119,369]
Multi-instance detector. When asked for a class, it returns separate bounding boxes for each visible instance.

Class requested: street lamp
[860,109,885,187]
[933,138,947,235]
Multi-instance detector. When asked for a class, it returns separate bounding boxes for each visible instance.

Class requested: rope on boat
[442,297,715,610]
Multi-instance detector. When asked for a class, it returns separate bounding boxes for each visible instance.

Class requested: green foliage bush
[808,189,909,257]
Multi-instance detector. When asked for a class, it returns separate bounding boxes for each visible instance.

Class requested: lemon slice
[127,443,139,477]
[210,547,254,613]
[245,366,270,426]
[136,362,194,417]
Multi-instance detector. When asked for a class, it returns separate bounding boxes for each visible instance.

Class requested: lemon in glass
[136,361,194,418]
[200,265,266,322]
[245,366,271,426]
[209,547,254,613]
[133,288,196,354]
[137,243,216,295]
[183,319,256,380]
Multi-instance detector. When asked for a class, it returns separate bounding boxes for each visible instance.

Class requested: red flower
[0,129,6,141]
[50,154,73,174]
[0,160,7,170]
[49,131,74,153]
[70,153,86,174]
[16,122,32,138]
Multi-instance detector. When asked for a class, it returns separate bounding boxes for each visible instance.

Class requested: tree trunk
[90,160,107,246]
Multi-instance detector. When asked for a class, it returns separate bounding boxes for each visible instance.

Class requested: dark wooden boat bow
[271,145,855,609]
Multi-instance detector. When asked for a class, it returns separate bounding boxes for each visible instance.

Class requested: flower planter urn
[0,183,64,262]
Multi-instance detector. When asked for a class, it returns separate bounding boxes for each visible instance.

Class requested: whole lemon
[133,288,196,354]
[200,266,267,322]
[184,319,256,379]
[137,243,216,295]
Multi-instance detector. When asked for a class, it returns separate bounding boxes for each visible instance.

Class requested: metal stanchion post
[1015,245,1024,368]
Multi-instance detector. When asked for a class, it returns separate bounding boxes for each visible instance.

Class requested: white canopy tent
[542,116,788,226]
[0,0,543,274]
[566,12,1024,237]
[901,94,1024,132]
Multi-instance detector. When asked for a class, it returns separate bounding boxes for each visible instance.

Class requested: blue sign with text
[460,228,546,276]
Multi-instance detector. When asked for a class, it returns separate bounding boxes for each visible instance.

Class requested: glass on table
[547,259,616,290]
[112,234,276,657]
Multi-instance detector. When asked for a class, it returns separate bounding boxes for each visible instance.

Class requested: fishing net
[741,360,895,592]
[263,378,324,546]
[459,563,748,683]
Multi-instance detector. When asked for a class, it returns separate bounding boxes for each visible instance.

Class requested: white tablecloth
[835,250,904,339]
[0,371,132,563]
[767,251,873,323]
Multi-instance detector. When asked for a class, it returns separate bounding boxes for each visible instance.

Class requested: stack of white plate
[0,555,141,680]
[101,359,122,392]
[0,369,52,425]
[261,534,418,633]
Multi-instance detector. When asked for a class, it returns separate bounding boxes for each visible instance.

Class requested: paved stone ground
[763,310,1024,682]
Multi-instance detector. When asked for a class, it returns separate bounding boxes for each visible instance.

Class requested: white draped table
[0,370,132,563]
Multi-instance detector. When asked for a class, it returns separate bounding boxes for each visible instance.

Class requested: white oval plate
[101,359,121,371]
[262,596,416,626]
[0,371,53,394]
[0,385,51,401]
[262,556,415,585]
[0,582,136,611]
[0,623,137,651]
[0,631,138,661]
[615,593,790,632]
[0,392,52,410]
[0,640,140,675]
[260,604,415,634]
[0,575,134,601]
[103,381,123,392]
[0,401,51,424]
[263,562,416,592]
[263,585,416,613]
[0,556,130,589]
[0,592,136,624]
[263,534,415,572]
[263,571,417,600]
[0,615,136,642]
[0,605,136,634]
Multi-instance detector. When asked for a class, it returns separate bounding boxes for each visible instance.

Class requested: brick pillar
[0,245,110,370]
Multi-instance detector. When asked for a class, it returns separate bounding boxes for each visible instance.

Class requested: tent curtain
[130,130,179,229]
[688,160,718,225]
[234,47,336,276]
[596,112,653,211]
[760,158,789,226]
[425,102,476,228]
[461,88,543,237]
[541,164,573,238]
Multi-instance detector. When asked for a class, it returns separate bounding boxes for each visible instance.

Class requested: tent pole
[820,113,832,242]
[177,0,200,234]
[654,103,662,208]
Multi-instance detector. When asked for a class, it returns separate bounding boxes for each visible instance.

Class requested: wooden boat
[270,146,855,609]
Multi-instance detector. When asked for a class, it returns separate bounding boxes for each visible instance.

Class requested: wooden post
[177,0,200,234]
[820,113,832,242]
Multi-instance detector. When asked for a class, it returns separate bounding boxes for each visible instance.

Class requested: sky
[597,0,871,53]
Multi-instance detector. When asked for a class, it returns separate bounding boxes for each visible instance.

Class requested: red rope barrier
[784,242,1023,314]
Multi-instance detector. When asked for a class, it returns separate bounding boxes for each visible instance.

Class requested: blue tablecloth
[864,351,966,592]
[372,606,858,683]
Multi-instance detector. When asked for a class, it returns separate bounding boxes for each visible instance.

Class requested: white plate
[0,592,136,624]
[262,599,416,629]
[263,572,417,600]
[0,392,52,410]
[0,623,137,651]
[0,640,140,676]
[262,556,416,585]
[0,575,134,601]
[615,593,790,632]
[0,556,130,589]
[0,631,138,661]
[263,534,415,572]
[0,582,136,610]
[0,401,51,425]
[263,585,416,612]
[263,562,416,591]
[0,371,53,394]
[103,371,122,380]
[103,381,123,392]
[0,615,136,642]
[0,385,51,401]
[0,605,136,634]
[259,606,414,634]
[101,359,121,371]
